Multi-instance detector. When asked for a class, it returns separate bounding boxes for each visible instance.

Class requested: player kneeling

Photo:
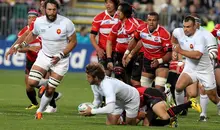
[79,63,139,125]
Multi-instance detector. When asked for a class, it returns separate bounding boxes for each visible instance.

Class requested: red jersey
[18,26,41,62]
[108,17,140,53]
[91,10,119,51]
[169,61,184,74]
[136,87,146,108]
[134,24,171,59]
[211,24,220,61]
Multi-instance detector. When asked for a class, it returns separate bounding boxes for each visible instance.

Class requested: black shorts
[114,52,143,82]
[143,87,166,109]
[143,57,169,75]
[25,59,34,75]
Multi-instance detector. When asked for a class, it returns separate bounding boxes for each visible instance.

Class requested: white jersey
[91,76,139,107]
[32,14,75,56]
[173,28,213,72]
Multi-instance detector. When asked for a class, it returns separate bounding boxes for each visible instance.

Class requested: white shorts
[182,67,216,90]
[111,89,140,118]
[33,50,69,76]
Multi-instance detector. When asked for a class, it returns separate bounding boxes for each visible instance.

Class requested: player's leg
[125,90,140,125]
[36,71,63,119]
[130,52,143,87]
[198,83,209,121]
[155,67,169,92]
[28,51,50,88]
[166,71,180,100]
[35,55,68,119]
[175,71,194,106]
[199,71,220,117]
[25,59,39,109]
[215,67,220,115]
[141,57,155,87]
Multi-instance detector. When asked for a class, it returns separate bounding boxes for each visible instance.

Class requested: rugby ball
[78,102,95,112]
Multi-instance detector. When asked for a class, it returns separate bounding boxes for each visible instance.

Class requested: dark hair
[184,15,196,24]
[44,0,60,9]
[105,0,119,10]
[85,63,105,80]
[118,2,132,18]
[147,12,159,20]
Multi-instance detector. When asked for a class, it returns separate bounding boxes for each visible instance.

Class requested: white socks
[175,90,185,105]
[36,93,52,113]
[200,94,209,117]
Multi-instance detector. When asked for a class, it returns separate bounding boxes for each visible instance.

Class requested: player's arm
[106,30,117,70]
[63,32,77,55]
[175,46,203,60]
[129,40,143,58]
[91,85,103,108]
[13,30,30,48]
[5,30,31,60]
[173,35,204,60]
[90,18,105,58]
[91,82,116,115]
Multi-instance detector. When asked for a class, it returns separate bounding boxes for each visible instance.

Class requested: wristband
[107,58,112,63]
[21,41,28,48]
[60,51,64,58]
[157,58,163,64]
[124,50,130,55]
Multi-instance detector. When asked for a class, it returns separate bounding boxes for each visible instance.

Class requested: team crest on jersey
[190,44,193,49]
[57,29,61,34]
[154,37,159,42]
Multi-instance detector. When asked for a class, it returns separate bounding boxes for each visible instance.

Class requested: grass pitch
[0,70,219,130]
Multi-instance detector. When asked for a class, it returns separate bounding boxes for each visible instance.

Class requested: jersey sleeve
[91,14,102,33]
[32,19,39,35]
[134,26,142,40]
[160,27,172,52]
[66,19,76,37]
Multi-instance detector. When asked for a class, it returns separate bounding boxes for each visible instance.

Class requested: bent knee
[160,114,170,120]
[28,79,39,87]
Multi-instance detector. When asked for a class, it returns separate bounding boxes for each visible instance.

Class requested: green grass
[0,70,219,130]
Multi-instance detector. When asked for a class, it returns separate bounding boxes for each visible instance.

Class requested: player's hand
[123,54,132,67]
[51,54,62,65]
[122,54,128,67]
[96,47,105,58]
[172,44,181,53]
[5,46,18,60]
[28,46,41,52]
[107,62,114,71]
[150,58,159,68]
[79,105,92,116]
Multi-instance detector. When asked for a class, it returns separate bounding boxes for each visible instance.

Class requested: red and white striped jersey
[91,10,119,51]
[211,24,220,61]
[18,25,41,62]
[108,17,142,53]
[134,24,172,59]
[169,61,184,74]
